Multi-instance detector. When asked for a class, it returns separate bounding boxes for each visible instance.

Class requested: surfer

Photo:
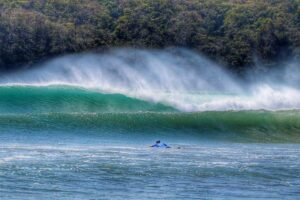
[150,140,171,148]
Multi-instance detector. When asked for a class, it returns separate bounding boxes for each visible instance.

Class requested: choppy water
[1,107,300,199]
[1,141,300,200]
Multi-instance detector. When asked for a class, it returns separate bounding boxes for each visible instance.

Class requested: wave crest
[0,48,299,111]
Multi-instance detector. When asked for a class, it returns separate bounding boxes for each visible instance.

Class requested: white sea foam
[0,48,299,111]
[0,155,33,164]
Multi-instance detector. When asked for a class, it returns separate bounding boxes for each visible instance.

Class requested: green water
[0,86,176,113]
[0,85,299,143]
[1,85,300,200]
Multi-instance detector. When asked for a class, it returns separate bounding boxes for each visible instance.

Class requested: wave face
[0,48,299,142]
[0,86,175,114]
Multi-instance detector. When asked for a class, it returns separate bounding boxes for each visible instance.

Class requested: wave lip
[1,84,300,113]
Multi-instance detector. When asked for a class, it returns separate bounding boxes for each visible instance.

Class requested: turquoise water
[0,85,300,199]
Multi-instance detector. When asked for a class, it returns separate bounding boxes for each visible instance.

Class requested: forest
[0,0,299,72]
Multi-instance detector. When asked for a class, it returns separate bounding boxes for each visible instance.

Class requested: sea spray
[0,48,299,111]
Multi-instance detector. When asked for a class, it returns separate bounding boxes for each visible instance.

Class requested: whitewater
[1,48,300,199]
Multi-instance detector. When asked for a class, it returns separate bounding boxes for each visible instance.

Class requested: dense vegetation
[0,0,299,72]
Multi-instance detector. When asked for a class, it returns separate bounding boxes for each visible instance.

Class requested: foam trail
[0,48,299,111]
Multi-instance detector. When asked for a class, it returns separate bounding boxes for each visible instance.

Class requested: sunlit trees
[0,0,299,72]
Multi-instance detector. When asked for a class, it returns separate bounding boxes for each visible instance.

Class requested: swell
[1,111,300,143]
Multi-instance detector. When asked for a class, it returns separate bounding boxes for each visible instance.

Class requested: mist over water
[0,48,300,111]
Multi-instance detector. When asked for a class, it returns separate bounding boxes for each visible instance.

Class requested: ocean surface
[0,85,299,200]
[1,49,300,199]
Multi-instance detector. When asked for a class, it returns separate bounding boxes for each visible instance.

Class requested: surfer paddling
[150,140,171,148]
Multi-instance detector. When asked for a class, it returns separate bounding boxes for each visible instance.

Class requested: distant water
[1,49,300,199]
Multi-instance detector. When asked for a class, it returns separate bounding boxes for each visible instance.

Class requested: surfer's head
[156,140,161,144]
